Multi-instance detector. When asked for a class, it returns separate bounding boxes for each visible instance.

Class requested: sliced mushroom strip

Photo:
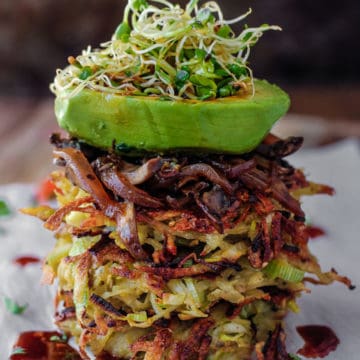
[96,161,163,208]
[180,163,233,194]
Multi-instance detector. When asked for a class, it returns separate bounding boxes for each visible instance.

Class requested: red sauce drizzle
[296,325,340,358]
[10,331,81,360]
[306,226,326,239]
[13,256,41,267]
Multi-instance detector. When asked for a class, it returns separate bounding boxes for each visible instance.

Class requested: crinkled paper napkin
[0,139,359,358]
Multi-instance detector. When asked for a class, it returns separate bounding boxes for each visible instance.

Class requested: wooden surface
[0,89,359,185]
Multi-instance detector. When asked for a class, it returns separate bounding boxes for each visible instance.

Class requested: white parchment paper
[0,139,359,358]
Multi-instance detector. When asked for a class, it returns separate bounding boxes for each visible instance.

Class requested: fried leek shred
[24,134,353,359]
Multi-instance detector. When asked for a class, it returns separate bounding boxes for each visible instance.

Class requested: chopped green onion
[263,259,305,283]
[78,66,93,80]
[127,311,148,322]
[4,297,28,315]
[0,199,10,216]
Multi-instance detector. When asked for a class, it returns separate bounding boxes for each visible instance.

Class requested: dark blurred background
[0,0,359,184]
[1,0,359,96]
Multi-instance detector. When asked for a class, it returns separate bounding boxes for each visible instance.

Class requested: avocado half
[55,79,290,154]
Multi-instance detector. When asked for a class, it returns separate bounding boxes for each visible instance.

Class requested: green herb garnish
[289,354,302,360]
[4,297,28,315]
[0,199,11,216]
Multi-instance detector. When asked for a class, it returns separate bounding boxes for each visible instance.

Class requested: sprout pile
[51,0,280,100]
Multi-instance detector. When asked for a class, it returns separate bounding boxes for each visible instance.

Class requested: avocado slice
[55,79,289,154]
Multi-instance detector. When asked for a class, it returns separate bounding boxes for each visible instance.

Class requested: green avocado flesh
[55,79,290,154]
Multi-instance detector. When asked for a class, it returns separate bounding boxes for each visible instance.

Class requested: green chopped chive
[0,199,11,216]
[4,297,28,315]
[115,22,131,42]
[11,346,26,355]
[263,259,305,283]
[78,66,93,80]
